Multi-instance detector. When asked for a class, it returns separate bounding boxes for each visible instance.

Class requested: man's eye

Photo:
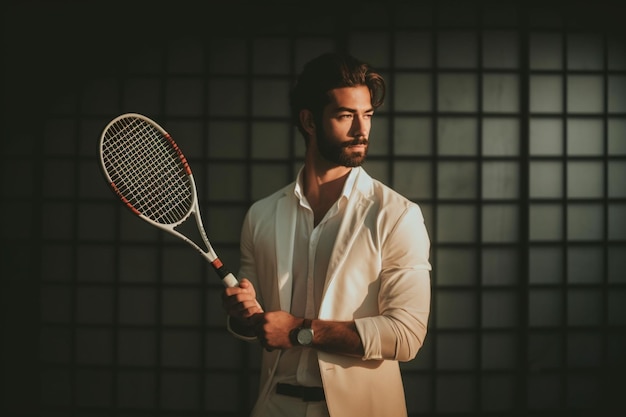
[339,114,353,119]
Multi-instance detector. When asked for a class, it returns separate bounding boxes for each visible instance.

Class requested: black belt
[276,383,325,402]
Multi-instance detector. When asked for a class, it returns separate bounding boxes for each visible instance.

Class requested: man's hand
[221,278,263,336]
[253,311,302,351]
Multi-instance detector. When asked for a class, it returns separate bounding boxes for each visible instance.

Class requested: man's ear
[299,109,316,136]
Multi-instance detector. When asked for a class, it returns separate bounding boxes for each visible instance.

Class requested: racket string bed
[99,113,243,289]
[102,117,193,224]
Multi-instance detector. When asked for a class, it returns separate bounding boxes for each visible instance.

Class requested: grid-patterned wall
[2,1,625,417]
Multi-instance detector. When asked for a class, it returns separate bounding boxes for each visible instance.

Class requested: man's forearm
[310,319,364,357]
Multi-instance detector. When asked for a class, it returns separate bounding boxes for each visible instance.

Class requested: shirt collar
[293,167,359,203]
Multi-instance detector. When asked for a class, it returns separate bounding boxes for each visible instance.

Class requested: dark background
[2,1,626,416]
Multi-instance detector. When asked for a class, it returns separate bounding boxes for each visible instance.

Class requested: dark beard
[317,134,368,167]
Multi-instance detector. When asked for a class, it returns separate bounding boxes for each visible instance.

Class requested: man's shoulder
[363,173,416,209]
[248,182,295,214]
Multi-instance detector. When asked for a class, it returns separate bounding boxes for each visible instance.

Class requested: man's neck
[302,161,351,226]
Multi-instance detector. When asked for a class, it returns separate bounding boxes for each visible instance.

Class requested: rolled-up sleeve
[355,204,432,362]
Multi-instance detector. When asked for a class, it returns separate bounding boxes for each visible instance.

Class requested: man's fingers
[237,278,251,288]
[225,300,263,320]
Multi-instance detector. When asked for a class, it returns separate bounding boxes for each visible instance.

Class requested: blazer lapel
[325,169,374,290]
[275,191,297,312]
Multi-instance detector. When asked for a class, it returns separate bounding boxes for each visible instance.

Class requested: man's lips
[343,139,368,148]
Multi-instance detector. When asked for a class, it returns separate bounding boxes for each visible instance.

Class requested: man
[222,52,431,417]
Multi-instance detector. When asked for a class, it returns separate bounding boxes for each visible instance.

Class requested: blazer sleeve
[354,203,432,362]
[226,208,260,342]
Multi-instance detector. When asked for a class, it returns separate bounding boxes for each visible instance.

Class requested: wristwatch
[294,318,314,346]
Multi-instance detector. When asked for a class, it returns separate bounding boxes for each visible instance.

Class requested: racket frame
[99,113,238,288]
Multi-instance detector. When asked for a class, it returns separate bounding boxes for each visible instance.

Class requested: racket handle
[211,259,239,288]
[221,273,239,288]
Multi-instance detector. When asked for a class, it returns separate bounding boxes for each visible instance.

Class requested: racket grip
[221,273,239,288]
[211,259,239,288]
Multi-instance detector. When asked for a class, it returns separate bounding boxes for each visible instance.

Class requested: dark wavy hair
[289,52,386,138]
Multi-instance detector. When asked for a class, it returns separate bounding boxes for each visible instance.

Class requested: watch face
[297,328,314,345]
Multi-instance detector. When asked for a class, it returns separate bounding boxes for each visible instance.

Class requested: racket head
[98,113,196,227]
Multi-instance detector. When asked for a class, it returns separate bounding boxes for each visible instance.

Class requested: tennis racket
[98,113,239,288]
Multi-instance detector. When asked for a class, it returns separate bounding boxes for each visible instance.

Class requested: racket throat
[174,213,211,254]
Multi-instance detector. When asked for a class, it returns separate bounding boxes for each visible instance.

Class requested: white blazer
[233,167,431,417]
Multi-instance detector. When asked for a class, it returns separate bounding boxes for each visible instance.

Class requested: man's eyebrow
[333,106,375,113]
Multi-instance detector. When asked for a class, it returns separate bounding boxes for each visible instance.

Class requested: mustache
[342,138,368,147]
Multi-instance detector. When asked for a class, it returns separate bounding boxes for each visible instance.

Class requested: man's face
[315,86,374,167]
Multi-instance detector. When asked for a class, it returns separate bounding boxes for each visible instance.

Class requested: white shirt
[272,168,358,388]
